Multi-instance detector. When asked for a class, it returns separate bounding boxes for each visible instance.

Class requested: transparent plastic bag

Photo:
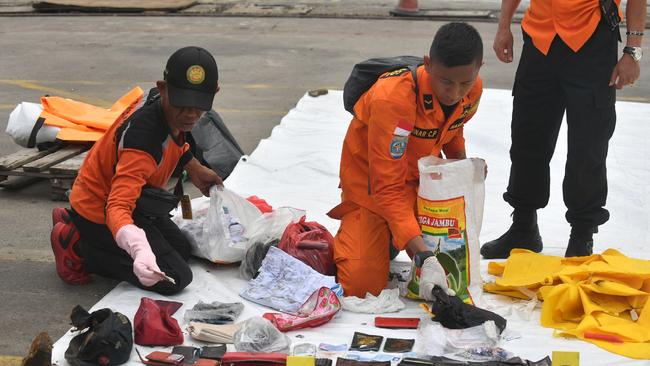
[233,317,291,354]
[239,208,305,279]
[198,186,262,263]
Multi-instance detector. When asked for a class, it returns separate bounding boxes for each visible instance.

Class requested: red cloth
[134,297,183,346]
[246,195,273,213]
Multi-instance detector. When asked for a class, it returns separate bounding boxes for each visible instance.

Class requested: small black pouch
[599,0,621,30]
[136,185,181,219]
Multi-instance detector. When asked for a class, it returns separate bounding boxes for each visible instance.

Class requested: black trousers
[503,21,618,228]
[70,209,193,295]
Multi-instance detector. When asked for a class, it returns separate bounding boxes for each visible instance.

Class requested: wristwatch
[623,46,643,62]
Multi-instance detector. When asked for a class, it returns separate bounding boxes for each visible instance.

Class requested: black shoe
[565,226,595,257]
[480,210,543,259]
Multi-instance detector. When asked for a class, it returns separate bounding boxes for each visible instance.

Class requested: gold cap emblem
[186,65,205,84]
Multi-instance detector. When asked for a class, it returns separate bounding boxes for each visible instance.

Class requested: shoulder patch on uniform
[423,94,434,110]
[389,119,413,159]
[390,135,408,159]
[380,68,410,79]
[411,127,439,139]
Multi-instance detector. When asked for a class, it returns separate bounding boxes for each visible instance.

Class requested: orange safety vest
[330,65,482,249]
[40,86,143,142]
[522,0,622,55]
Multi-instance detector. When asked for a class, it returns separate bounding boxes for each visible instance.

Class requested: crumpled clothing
[485,248,650,359]
[234,316,292,354]
[341,288,405,313]
[183,300,245,324]
[240,247,336,314]
[240,239,280,280]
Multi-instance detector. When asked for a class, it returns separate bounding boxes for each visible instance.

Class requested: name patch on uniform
[448,118,465,131]
[411,127,439,139]
[390,119,413,159]
[448,103,477,131]
[380,68,409,79]
[423,94,434,110]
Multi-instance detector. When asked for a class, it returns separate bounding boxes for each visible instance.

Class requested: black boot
[480,210,543,259]
[565,225,595,257]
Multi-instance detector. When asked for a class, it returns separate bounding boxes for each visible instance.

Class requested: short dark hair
[429,22,483,67]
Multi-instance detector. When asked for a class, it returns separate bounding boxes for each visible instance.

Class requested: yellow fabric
[40,86,143,142]
[485,249,650,359]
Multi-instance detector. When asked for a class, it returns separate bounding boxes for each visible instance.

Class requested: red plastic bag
[278,217,335,275]
[134,297,183,346]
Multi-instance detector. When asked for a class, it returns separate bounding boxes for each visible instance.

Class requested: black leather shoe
[480,224,543,259]
[480,210,543,259]
[565,227,594,257]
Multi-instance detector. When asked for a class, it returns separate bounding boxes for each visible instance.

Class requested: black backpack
[65,305,133,366]
[342,56,423,115]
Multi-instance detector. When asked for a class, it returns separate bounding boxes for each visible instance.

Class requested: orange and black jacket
[332,65,482,249]
[70,93,192,238]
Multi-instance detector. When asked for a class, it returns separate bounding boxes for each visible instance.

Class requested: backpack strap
[408,65,419,109]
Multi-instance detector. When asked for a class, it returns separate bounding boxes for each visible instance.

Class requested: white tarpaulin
[52,89,650,365]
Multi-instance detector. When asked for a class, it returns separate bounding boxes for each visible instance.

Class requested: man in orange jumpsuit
[50,47,223,295]
[328,22,484,297]
[481,0,646,259]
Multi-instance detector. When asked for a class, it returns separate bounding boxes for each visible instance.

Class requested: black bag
[428,286,507,333]
[65,305,133,366]
[342,56,423,114]
[136,185,181,219]
[191,110,244,180]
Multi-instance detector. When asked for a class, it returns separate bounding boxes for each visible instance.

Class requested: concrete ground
[0,15,648,363]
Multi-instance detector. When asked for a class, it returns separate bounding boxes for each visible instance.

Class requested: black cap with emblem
[164,46,218,111]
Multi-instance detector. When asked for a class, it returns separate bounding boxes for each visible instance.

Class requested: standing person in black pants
[481,0,646,258]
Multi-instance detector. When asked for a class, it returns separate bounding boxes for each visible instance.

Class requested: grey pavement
[0,11,649,364]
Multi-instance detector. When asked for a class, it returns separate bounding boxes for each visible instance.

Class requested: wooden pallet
[0,144,89,201]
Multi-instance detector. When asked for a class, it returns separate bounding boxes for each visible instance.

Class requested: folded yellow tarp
[40,86,143,142]
[485,249,650,359]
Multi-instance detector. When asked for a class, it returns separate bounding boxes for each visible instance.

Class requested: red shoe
[50,221,91,285]
[52,207,71,226]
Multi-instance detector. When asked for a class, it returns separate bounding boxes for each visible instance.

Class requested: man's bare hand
[609,54,641,89]
[493,27,514,63]
[185,158,223,196]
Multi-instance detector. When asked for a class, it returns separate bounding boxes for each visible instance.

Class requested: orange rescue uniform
[328,66,482,297]
[70,93,192,238]
[522,0,622,55]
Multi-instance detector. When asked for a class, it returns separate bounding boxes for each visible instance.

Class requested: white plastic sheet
[52,90,650,366]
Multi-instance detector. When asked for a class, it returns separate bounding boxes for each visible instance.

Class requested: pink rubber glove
[115,224,163,287]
